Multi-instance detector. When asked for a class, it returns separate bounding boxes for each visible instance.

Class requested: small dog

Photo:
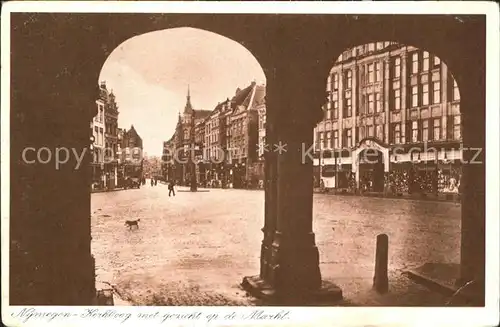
[124,219,140,230]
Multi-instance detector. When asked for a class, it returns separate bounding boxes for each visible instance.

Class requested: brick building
[90,85,106,190]
[314,42,462,196]
[170,87,212,185]
[119,125,144,180]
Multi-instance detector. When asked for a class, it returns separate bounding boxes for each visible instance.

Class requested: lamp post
[190,110,198,192]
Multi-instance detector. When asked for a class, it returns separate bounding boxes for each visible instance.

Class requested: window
[422,51,430,71]
[345,98,352,117]
[433,55,441,67]
[326,108,331,120]
[358,126,365,140]
[376,42,384,50]
[453,78,460,100]
[411,85,419,107]
[367,125,374,137]
[375,62,381,82]
[333,130,339,148]
[359,94,365,115]
[333,101,339,119]
[319,132,324,149]
[321,132,331,149]
[394,57,401,78]
[333,74,339,90]
[368,94,374,113]
[412,121,419,142]
[368,64,374,83]
[99,105,104,123]
[345,70,352,89]
[368,43,375,51]
[393,88,401,110]
[376,124,384,141]
[325,132,330,148]
[411,52,419,74]
[375,93,382,112]
[453,115,461,140]
[344,129,352,147]
[432,81,441,104]
[433,118,441,140]
[422,83,429,106]
[422,120,429,142]
[393,124,401,144]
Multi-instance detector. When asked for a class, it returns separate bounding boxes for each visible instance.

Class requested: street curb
[314,191,459,203]
[91,187,127,194]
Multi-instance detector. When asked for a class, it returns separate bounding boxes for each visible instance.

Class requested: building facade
[90,90,106,190]
[120,125,144,180]
[314,42,462,195]
[226,82,264,188]
[163,82,266,189]
[253,96,267,188]
[168,87,212,185]
[99,81,121,189]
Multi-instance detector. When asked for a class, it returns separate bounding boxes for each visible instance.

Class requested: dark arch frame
[9,13,485,305]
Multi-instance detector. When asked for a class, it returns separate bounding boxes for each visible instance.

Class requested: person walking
[168,180,176,197]
[150,178,154,187]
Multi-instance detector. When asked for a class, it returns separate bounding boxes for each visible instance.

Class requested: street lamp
[190,112,198,192]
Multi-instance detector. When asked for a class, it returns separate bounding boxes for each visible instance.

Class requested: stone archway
[9,13,485,305]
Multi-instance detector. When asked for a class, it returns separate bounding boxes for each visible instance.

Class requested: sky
[99,27,266,157]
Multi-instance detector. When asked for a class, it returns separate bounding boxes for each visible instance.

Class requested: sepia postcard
[1,1,499,327]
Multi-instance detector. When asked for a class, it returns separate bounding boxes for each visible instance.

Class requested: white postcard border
[1,2,499,327]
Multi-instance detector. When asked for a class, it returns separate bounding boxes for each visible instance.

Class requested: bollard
[373,233,389,293]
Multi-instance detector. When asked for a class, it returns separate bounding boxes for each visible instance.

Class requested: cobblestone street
[91,183,460,306]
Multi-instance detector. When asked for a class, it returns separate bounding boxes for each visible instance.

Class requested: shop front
[352,138,390,193]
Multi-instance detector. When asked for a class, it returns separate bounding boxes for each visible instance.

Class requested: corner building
[314,42,462,196]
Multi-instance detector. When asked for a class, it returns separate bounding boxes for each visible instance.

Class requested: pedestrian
[155,178,158,186]
[168,180,176,197]
[151,178,154,187]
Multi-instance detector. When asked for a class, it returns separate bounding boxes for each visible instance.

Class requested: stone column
[458,85,485,304]
[243,70,342,303]
[259,83,278,280]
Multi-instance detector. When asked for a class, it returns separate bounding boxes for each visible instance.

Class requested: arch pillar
[243,62,342,303]
[458,78,485,303]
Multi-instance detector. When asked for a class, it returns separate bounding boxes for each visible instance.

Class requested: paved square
[91,185,460,305]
